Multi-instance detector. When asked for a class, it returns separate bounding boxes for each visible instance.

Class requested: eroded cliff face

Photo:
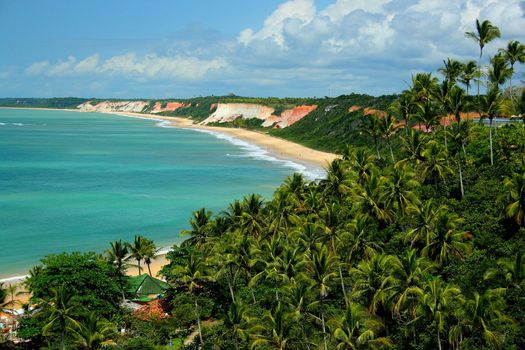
[77,101,149,113]
[150,102,190,113]
[201,103,275,124]
[262,105,318,128]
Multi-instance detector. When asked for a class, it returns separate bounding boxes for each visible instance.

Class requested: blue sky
[1,0,524,98]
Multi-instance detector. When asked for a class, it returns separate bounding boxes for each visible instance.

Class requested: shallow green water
[0,109,322,278]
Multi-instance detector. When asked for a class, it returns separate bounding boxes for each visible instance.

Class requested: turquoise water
[0,109,322,279]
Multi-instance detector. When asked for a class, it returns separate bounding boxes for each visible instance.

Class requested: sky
[1,0,524,98]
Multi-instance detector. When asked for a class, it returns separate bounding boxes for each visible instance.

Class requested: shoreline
[0,107,337,169]
[0,106,337,288]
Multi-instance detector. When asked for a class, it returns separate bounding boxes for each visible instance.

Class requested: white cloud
[25,61,49,76]
[25,53,228,81]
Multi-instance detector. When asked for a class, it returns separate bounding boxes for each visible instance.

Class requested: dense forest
[1,19,525,350]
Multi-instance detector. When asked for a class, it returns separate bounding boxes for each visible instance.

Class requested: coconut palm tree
[347,148,376,185]
[72,312,115,350]
[41,284,81,350]
[421,212,471,265]
[250,302,295,350]
[307,244,337,350]
[420,140,452,186]
[1,284,23,315]
[404,199,446,248]
[382,162,420,218]
[499,40,525,98]
[488,53,512,91]
[241,194,265,238]
[106,240,129,275]
[390,91,415,136]
[415,279,462,350]
[411,73,439,103]
[128,235,147,275]
[439,58,464,84]
[478,88,506,166]
[401,130,426,165]
[353,173,392,224]
[414,102,440,132]
[501,171,525,226]
[484,251,525,288]
[224,300,251,350]
[182,208,212,247]
[174,252,209,345]
[450,121,470,198]
[329,302,392,349]
[361,114,382,159]
[465,19,501,97]
[141,238,158,277]
[321,159,351,202]
[0,283,5,306]
[379,114,400,162]
[460,60,478,98]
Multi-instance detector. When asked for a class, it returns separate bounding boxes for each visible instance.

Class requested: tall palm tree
[142,238,159,277]
[382,162,420,218]
[420,140,452,186]
[250,302,294,350]
[499,40,525,97]
[0,283,6,306]
[174,252,209,345]
[390,91,415,136]
[484,251,525,288]
[401,130,426,165]
[411,73,439,103]
[460,60,478,98]
[72,312,115,350]
[224,300,251,350]
[501,171,525,226]
[439,58,464,84]
[414,102,440,132]
[416,279,462,350]
[478,88,506,166]
[307,244,337,350]
[450,121,470,198]
[465,19,501,98]
[379,114,400,162]
[41,284,81,350]
[128,235,147,275]
[421,212,471,265]
[1,284,22,314]
[329,302,392,349]
[106,240,130,301]
[404,199,446,248]
[353,173,392,224]
[488,53,512,91]
[361,114,382,159]
[182,208,212,247]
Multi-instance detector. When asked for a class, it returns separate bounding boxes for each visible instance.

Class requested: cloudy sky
[1,0,524,98]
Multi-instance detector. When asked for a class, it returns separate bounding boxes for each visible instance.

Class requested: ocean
[0,108,323,279]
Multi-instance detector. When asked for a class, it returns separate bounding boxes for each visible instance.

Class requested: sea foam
[190,129,326,181]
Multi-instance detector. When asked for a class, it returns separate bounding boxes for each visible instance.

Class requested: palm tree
[250,302,294,350]
[460,60,478,96]
[439,58,464,84]
[321,159,351,201]
[485,251,525,289]
[401,130,426,165]
[361,114,382,159]
[142,239,159,277]
[459,289,512,349]
[41,284,81,350]
[404,199,446,248]
[501,171,525,226]
[241,194,265,238]
[411,73,439,103]
[72,312,115,350]
[450,121,470,198]
[421,212,471,265]
[346,213,382,264]
[465,19,501,98]
[347,148,376,185]
[1,284,22,314]
[390,91,415,136]
[224,300,251,350]
[416,278,462,350]
[499,40,525,98]
[128,235,147,275]
[280,173,306,200]
[329,302,392,349]
[382,162,420,218]
[488,53,512,91]
[0,283,5,306]
[182,208,212,246]
[174,252,209,345]
[420,140,452,186]
[307,244,337,350]
[379,114,400,162]
[106,240,130,301]
[414,102,440,132]
[353,173,392,224]
[478,88,506,165]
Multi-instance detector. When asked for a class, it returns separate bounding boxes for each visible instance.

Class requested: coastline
[0,106,337,291]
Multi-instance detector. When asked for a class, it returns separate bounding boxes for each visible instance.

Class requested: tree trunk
[462,142,467,162]
[195,300,203,345]
[374,137,381,159]
[458,156,464,199]
[466,84,470,121]
[61,331,65,350]
[489,118,494,166]
[228,279,236,303]
[477,49,482,99]
[388,141,395,163]
[147,263,152,277]
[320,300,328,350]
[136,259,141,275]
[338,265,348,307]
[437,329,442,350]
[444,121,448,153]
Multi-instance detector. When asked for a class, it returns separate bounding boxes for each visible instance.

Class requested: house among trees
[126,274,170,303]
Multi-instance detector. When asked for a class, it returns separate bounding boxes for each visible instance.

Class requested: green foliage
[26,252,122,317]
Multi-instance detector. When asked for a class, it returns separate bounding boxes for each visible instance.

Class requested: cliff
[77,101,149,113]
[201,103,275,124]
